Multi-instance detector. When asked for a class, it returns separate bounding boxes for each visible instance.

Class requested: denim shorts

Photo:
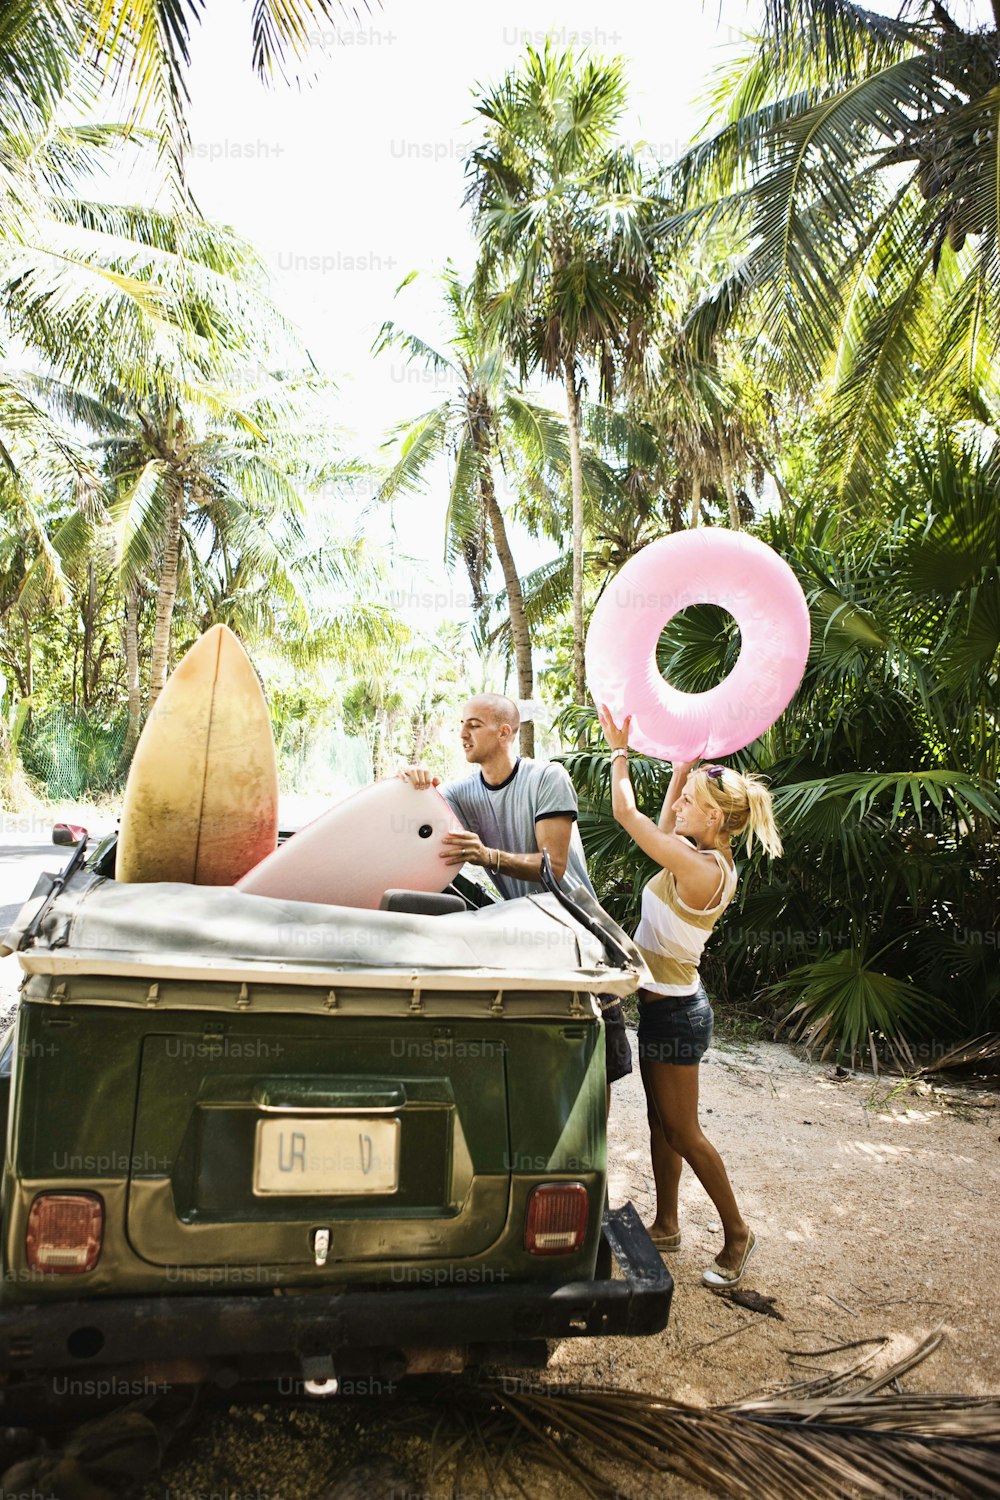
[637,984,714,1066]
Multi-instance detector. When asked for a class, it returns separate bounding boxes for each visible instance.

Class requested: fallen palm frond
[405,1330,1000,1500]
[916,1034,1000,1079]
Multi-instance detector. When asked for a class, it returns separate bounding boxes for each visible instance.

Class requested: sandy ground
[579,1033,998,1402]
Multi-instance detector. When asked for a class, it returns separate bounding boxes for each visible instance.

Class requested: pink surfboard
[237,779,464,909]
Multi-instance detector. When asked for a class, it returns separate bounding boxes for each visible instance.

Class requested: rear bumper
[0,1206,671,1398]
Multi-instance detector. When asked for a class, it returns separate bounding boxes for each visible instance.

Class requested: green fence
[17,708,372,805]
[19,708,130,801]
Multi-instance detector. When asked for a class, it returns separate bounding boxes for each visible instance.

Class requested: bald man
[398,693,633,1093]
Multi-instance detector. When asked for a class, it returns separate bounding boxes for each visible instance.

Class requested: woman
[597,705,782,1287]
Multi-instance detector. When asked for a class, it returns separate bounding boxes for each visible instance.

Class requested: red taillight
[26,1193,103,1274]
[524,1182,589,1255]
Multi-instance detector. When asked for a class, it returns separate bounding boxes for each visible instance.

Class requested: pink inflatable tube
[585,530,811,761]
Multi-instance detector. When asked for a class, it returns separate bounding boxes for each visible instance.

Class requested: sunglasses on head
[703,764,725,781]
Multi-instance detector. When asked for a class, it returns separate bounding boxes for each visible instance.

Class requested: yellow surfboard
[116,624,279,884]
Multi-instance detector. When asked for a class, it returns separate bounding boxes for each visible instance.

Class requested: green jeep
[0,834,670,1412]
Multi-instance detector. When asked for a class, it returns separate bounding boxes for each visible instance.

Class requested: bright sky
[176,0,995,640]
[184,1,762,429]
[177,1,764,627]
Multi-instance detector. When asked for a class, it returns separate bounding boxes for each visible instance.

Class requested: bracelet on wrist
[610,747,628,763]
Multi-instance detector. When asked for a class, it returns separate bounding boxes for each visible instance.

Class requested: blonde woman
[597,705,783,1287]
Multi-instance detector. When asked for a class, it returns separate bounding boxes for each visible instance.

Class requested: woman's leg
[639,1056,682,1236]
[644,1057,750,1273]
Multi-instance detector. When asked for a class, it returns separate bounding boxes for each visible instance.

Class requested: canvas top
[4,869,646,1009]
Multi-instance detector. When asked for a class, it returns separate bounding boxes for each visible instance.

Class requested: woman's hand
[598,704,631,752]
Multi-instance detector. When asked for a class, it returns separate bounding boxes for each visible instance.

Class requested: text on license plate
[254,1116,400,1195]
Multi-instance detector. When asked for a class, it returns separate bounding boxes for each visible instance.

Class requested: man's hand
[441,830,493,868]
[397,765,440,790]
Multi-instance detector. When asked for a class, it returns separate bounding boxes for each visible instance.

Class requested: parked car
[0,834,670,1413]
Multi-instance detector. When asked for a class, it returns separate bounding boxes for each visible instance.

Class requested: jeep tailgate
[126,1027,510,1270]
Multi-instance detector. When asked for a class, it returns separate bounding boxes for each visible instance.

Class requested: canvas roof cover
[5,871,646,997]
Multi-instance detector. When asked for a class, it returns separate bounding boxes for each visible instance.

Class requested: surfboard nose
[116,625,279,886]
[238,780,465,909]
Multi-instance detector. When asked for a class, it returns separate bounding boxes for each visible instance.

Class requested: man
[398,693,633,1099]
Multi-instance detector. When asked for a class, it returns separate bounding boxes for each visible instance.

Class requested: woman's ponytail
[694,764,783,858]
[740,778,783,858]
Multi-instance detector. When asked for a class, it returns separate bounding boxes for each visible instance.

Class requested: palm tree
[0,2,397,793]
[107,377,382,741]
[670,0,1000,505]
[0,0,304,579]
[627,339,774,530]
[630,236,780,530]
[0,3,326,734]
[373,268,578,758]
[81,0,365,182]
[466,41,663,702]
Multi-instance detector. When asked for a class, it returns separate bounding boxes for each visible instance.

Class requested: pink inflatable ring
[585,530,810,761]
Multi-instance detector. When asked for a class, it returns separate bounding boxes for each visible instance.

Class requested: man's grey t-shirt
[440,757,597,902]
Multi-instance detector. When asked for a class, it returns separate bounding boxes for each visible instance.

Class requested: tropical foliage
[672,0,1000,504]
[559,428,999,1065]
[373,267,588,758]
[0,0,393,799]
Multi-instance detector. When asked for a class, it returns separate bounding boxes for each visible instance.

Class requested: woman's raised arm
[658,761,698,834]
[597,707,723,908]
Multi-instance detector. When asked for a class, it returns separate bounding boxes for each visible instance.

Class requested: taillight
[26,1193,103,1274]
[524,1182,589,1255]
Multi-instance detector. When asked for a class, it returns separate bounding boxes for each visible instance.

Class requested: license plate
[254,1116,400,1195]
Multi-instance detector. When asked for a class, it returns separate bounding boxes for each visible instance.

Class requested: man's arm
[440,816,571,884]
[533,813,572,882]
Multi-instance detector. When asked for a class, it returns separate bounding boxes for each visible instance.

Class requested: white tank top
[632,848,738,996]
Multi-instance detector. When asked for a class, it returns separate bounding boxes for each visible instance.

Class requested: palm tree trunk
[563,359,586,703]
[719,432,741,529]
[82,560,100,710]
[122,584,142,766]
[22,617,31,725]
[480,466,534,757]
[148,484,184,711]
[690,469,702,528]
[771,470,793,514]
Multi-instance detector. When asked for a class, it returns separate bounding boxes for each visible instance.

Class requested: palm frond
[773,947,944,1067]
[775,769,1000,832]
[760,0,920,78]
[85,0,194,189]
[370,317,455,378]
[396,1331,1000,1500]
[374,404,451,505]
[112,457,171,589]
